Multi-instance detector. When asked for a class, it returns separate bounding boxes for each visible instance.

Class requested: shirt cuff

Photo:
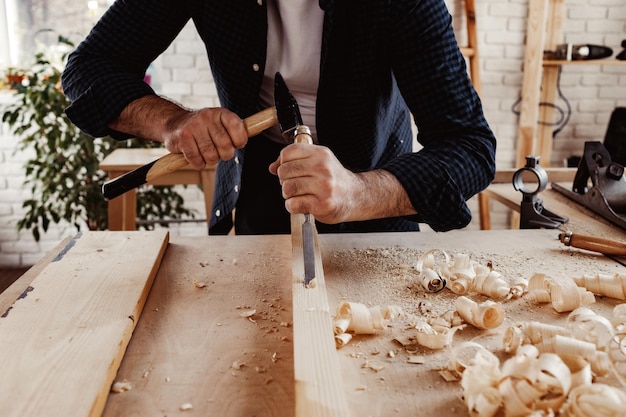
[64,76,155,140]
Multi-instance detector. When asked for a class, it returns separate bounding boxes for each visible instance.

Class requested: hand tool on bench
[558,230,626,256]
[101,107,278,200]
[513,156,568,229]
[274,72,317,287]
[552,141,626,230]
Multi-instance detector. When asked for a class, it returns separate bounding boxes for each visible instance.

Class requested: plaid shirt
[62,0,496,233]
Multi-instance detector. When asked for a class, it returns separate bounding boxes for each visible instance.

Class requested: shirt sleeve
[384,0,496,231]
[61,0,192,139]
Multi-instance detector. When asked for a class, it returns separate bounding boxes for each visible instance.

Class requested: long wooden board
[0,230,169,417]
[291,213,351,417]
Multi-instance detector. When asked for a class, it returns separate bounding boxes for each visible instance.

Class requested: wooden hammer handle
[102,107,277,200]
[559,231,626,256]
[146,107,278,181]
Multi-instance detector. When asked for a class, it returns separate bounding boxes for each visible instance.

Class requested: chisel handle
[559,231,626,256]
[102,107,278,200]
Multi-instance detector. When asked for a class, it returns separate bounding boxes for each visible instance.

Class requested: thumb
[268,155,281,176]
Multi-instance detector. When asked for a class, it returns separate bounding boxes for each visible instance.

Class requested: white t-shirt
[258,0,324,144]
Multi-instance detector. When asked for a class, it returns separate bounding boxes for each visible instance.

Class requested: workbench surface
[2,229,626,416]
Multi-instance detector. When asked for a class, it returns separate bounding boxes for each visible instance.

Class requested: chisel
[274,72,317,287]
[559,231,626,256]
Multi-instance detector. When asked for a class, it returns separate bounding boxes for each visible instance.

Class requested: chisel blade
[302,214,316,287]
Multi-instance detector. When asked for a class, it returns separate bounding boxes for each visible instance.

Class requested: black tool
[513,156,568,229]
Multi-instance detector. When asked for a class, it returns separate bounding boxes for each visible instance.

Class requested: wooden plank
[102,234,296,416]
[0,236,72,315]
[0,230,169,417]
[291,213,351,417]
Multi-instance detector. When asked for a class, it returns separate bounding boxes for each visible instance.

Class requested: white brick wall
[1,0,625,266]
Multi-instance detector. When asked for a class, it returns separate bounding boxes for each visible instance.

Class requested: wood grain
[291,213,351,417]
[0,231,169,417]
[102,235,296,417]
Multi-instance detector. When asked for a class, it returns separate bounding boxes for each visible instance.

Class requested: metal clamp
[513,156,568,229]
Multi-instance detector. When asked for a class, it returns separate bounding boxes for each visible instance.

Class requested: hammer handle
[102,107,277,200]
[146,107,277,181]
[559,232,626,256]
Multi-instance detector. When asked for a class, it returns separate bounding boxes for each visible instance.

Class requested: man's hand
[109,95,248,169]
[268,143,417,224]
[161,107,247,169]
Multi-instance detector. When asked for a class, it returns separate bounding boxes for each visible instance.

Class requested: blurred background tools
[559,230,626,256]
[513,156,568,229]
[544,43,613,61]
[553,141,626,230]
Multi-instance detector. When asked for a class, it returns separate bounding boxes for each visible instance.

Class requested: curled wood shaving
[455,339,626,417]
[415,249,449,293]
[455,296,505,330]
[503,322,572,353]
[561,383,626,417]
[336,301,385,334]
[473,271,510,299]
[528,274,595,313]
[566,307,615,351]
[413,318,464,350]
[504,310,614,378]
[335,333,352,348]
[574,273,626,300]
[332,301,402,348]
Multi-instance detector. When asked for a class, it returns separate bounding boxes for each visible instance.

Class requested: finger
[179,137,206,169]
[197,110,246,162]
[268,156,281,176]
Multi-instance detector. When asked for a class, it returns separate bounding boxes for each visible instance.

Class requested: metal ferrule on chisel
[282,125,312,144]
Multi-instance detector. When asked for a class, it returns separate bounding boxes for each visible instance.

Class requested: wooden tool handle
[145,107,278,181]
[293,125,313,145]
[559,231,626,256]
[102,107,277,200]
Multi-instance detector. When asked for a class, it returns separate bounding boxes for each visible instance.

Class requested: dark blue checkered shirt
[62,0,496,234]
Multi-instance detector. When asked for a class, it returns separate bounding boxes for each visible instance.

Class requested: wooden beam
[0,231,169,417]
[291,213,350,417]
[517,0,550,167]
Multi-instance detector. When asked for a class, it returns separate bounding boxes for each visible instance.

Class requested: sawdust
[323,245,626,416]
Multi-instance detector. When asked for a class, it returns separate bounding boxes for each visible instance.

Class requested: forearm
[346,169,417,222]
[108,95,189,143]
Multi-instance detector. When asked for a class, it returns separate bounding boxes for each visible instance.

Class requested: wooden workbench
[484,182,626,240]
[1,230,625,416]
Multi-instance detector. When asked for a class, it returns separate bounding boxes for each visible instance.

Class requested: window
[1,0,113,69]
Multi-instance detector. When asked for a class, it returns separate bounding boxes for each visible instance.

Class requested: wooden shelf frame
[516,0,626,168]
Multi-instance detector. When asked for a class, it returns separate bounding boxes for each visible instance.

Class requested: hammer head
[274,72,303,142]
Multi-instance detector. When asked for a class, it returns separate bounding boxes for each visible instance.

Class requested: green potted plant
[2,35,195,240]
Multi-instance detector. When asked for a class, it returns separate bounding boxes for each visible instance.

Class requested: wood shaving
[239,309,256,318]
[193,279,207,288]
[179,402,193,411]
[326,245,626,416]
[110,381,132,393]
